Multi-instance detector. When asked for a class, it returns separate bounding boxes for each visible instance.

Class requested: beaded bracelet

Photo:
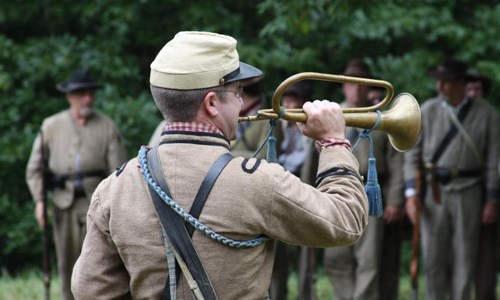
[315,137,352,152]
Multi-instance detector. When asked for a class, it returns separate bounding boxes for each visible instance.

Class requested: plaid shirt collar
[164,122,223,135]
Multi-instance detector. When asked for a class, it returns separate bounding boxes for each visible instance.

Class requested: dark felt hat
[56,70,102,93]
[283,80,313,102]
[427,59,469,80]
[343,59,372,78]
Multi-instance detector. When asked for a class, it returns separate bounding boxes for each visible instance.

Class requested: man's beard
[79,106,93,118]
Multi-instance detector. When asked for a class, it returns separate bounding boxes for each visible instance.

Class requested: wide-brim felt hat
[150,31,263,90]
[283,80,313,101]
[427,59,469,80]
[56,70,102,93]
[343,58,373,78]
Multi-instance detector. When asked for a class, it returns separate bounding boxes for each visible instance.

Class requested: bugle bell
[238,72,421,152]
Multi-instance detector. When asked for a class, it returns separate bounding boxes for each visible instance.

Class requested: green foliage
[0,270,60,300]
[257,0,500,102]
[0,2,156,272]
[1,0,499,273]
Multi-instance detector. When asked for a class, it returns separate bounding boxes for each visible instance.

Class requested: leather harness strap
[147,146,233,299]
[430,99,473,164]
[187,153,234,237]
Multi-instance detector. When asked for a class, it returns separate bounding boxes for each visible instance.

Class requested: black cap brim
[222,62,263,85]
[426,70,463,80]
[56,82,102,93]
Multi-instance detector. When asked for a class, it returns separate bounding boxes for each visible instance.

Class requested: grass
[1,264,498,299]
[286,268,426,300]
[0,268,428,300]
[0,270,60,300]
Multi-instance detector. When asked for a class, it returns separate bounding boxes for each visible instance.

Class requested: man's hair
[150,85,227,121]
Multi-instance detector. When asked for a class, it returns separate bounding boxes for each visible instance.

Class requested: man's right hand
[405,196,420,225]
[297,100,345,140]
[35,201,45,228]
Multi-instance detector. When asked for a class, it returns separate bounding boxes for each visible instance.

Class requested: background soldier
[319,59,405,300]
[404,59,499,300]
[270,80,317,300]
[465,73,491,100]
[26,70,127,300]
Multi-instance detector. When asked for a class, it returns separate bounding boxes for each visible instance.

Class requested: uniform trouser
[297,247,317,300]
[270,242,317,300]
[323,217,384,300]
[474,221,499,300]
[379,221,403,300]
[53,196,89,300]
[421,184,482,300]
[270,241,289,300]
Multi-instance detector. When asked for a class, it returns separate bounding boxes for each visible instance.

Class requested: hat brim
[427,69,465,80]
[56,82,102,93]
[465,73,490,83]
[223,62,263,85]
[344,71,372,78]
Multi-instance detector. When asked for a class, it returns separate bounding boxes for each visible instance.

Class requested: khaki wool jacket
[72,131,368,299]
[26,110,127,208]
[301,107,404,207]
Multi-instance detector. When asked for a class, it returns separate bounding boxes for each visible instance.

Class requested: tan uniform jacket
[301,128,404,206]
[26,110,127,208]
[404,97,499,200]
[72,132,368,299]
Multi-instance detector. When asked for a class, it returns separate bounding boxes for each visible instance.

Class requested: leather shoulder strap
[431,99,473,164]
[146,146,217,300]
[445,104,482,163]
[187,152,233,237]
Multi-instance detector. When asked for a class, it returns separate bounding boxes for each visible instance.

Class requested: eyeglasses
[216,86,243,99]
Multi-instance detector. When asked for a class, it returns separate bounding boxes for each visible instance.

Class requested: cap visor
[57,83,102,93]
[224,62,263,84]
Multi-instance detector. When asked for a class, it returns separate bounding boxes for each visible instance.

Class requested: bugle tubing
[238,72,421,152]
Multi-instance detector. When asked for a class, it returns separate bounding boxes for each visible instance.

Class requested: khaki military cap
[150,31,263,90]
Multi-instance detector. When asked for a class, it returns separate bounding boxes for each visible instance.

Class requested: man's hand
[383,204,402,224]
[297,100,345,140]
[481,201,498,224]
[35,201,45,228]
[405,196,420,225]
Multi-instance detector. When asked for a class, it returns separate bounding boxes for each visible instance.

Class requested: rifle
[40,130,51,300]
[410,168,423,300]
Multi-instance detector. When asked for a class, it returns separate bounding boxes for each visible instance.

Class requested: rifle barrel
[40,130,51,300]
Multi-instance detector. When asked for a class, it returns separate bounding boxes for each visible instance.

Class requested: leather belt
[425,165,483,185]
[46,170,107,190]
[424,164,483,204]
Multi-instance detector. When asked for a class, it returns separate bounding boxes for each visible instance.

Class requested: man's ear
[203,91,220,117]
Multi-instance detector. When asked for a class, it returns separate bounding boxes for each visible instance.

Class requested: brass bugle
[238,72,421,152]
